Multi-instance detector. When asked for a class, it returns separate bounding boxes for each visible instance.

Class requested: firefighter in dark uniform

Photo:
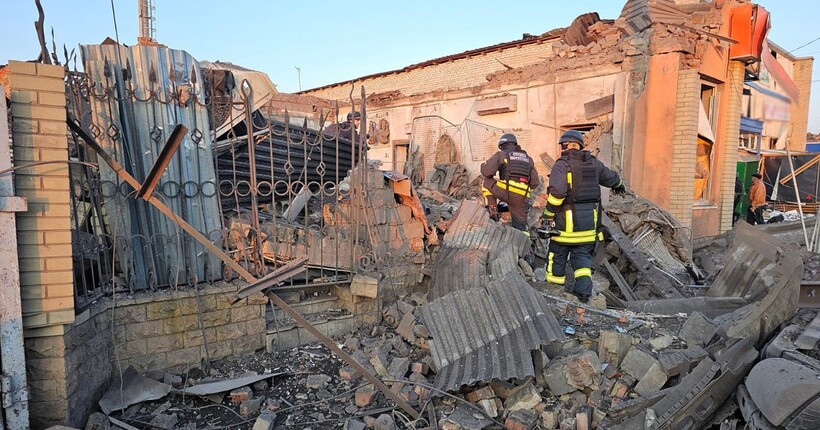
[480,133,540,232]
[541,130,625,302]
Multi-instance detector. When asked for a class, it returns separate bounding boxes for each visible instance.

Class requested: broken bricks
[504,380,543,413]
[355,385,377,407]
[543,349,602,395]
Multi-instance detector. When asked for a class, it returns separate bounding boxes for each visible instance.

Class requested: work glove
[540,212,553,225]
[613,184,626,195]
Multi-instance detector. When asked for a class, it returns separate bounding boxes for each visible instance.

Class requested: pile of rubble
[71,174,816,430]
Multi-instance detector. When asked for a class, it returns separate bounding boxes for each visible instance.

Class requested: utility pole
[295,66,302,91]
[137,0,156,45]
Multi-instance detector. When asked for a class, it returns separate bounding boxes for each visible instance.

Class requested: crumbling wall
[24,283,266,429]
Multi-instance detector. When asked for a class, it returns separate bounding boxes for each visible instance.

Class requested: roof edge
[299,32,564,95]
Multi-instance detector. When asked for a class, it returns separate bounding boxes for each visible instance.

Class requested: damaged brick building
[0,0,818,429]
[303,0,812,239]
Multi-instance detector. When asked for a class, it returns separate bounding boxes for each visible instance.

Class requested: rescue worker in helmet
[480,133,540,232]
[323,111,363,142]
[542,130,625,303]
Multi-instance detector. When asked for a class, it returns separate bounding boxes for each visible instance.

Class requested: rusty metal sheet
[421,271,565,392]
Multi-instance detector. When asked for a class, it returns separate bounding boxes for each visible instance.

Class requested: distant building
[740,42,814,153]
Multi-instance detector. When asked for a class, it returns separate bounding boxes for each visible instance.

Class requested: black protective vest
[565,152,600,204]
[499,150,532,184]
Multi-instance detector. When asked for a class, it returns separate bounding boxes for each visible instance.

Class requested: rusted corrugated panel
[422,271,565,391]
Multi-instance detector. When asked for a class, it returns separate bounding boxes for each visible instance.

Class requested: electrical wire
[788,35,820,55]
[382,379,506,428]
[0,160,98,176]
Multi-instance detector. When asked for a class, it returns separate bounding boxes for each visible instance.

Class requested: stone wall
[24,283,267,429]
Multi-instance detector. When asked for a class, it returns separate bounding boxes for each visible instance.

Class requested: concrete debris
[543,349,602,395]
[505,409,539,430]
[342,418,366,430]
[83,413,110,430]
[304,373,331,389]
[253,412,277,430]
[440,404,495,430]
[147,413,178,430]
[240,396,265,416]
[598,330,634,367]
[504,380,543,413]
[678,311,717,347]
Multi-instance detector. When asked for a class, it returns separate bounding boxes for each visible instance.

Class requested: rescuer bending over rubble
[480,133,540,233]
[542,130,625,302]
[323,111,363,142]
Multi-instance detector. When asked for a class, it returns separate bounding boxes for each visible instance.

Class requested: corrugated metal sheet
[422,271,565,392]
[81,44,222,287]
[429,201,530,299]
[442,200,530,251]
[422,201,563,391]
[708,221,802,299]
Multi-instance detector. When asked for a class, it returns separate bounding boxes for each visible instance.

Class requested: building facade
[304,0,808,239]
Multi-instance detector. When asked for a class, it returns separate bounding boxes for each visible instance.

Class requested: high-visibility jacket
[543,150,622,244]
[480,145,540,197]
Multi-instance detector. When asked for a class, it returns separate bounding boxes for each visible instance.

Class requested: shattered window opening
[695,82,720,205]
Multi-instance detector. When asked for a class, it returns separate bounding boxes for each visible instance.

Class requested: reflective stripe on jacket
[543,150,621,244]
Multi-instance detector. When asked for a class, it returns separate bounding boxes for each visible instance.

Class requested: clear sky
[2,0,818,131]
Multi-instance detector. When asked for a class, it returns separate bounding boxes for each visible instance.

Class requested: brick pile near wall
[668,68,700,227]
[7,60,75,334]
[257,167,429,297]
[24,283,266,429]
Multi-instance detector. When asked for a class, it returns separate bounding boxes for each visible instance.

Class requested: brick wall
[24,283,266,429]
[8,61,75,332]
[668,68,700,226]
[718,61,745,233]
[305,40,554,100]
[790,57,814,151]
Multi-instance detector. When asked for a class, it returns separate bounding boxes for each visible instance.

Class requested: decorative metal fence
[66,44,368,310]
